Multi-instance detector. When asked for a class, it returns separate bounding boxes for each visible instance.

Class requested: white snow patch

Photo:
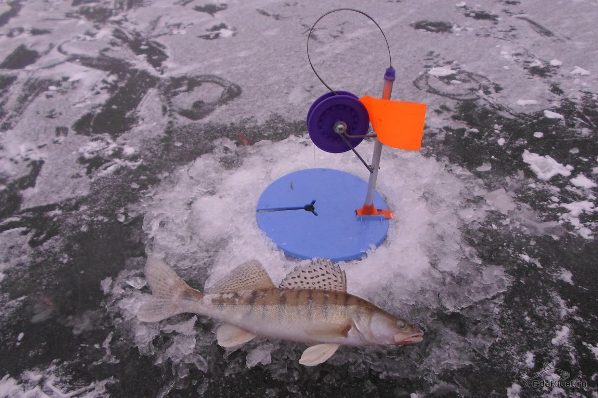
[561,200,595,217]
[558,269,573,285]
[551,325,570,345]
[476,162,492,172]
[529,59,543,68]
[506,383,521,398]
[560,201,595,239]
[549,59,562,67]
[533,132,544,138]
[543,110,564,120]
[516,99,538,106]
[100,277,113,294]
[122,145,136,157]
[524,352,535,368]
[583,342,598,360]
[456,1,466,7]
[518,253,542,268]
[485,188,516,214]
[497,138,506,146]
[571,174,597,189]
[429,66,456,77]
[78,136,118,160]
[522,150,571,180]
[570,66,590,76]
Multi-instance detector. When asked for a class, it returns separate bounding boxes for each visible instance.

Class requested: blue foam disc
[256,168,390,262]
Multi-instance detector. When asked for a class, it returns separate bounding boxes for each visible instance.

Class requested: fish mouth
[395,332,424,345]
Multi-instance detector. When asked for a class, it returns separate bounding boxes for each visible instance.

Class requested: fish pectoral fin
[216,323,256,348]
[299,344,340,366]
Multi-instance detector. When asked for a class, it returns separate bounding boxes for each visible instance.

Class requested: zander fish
[137,256,423,366]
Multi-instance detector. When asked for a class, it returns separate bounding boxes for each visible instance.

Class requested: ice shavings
[246,344,274,368]
[522,150,572,180]
[125,276,147,289]
[0,367,113,397]
[104,267,213,382]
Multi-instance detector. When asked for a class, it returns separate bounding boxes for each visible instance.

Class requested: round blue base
[256,168,390,262]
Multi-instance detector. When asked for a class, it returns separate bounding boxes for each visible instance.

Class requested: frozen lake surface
[0,0,597,396]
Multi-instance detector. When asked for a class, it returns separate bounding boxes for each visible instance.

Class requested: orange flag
[359,96,427,150]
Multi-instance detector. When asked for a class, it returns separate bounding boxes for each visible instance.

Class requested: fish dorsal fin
[207,260,275,293]
[279,260,346,292]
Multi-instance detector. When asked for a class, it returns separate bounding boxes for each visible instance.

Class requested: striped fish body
[197,288,377,346]
[138,257,424,366]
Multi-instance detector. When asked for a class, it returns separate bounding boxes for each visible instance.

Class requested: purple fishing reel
[306,91,370,153]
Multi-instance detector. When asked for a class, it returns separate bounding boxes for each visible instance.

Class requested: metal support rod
[338,133,373,173]
[363,66,395,207]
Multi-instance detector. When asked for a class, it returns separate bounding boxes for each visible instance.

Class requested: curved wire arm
[306,8,393,93]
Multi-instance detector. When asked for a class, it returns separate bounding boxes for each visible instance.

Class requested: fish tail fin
[137,298,181,322]
[137,256,203,323]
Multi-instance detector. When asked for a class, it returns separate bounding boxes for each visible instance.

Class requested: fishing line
[306,8,393,93]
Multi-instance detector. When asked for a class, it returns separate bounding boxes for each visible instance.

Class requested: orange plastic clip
[355,204,394,219]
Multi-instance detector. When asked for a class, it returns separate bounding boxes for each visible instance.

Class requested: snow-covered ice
[516,99,538,106]
[1,0,597,395]
[551,325,570,346]
[571,174,597,189]
[428,66,457,77]
[543,110,564,120]
[570,66,590,76]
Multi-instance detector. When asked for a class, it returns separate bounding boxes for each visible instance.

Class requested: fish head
[368,312,424,346]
